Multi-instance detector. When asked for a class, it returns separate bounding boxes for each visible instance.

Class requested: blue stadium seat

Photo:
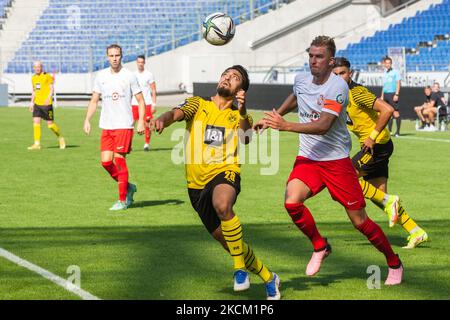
[336,0,450,71]
[6,0,275,73]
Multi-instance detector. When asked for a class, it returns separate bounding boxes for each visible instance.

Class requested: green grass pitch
[0,106,449,300]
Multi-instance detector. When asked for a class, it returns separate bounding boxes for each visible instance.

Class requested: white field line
[395,136,450,143]
[0,247,100,300]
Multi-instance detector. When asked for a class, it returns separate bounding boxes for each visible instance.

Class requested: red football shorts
[287,156,366,210]
[100,129,134,154]
[132,105,154,121]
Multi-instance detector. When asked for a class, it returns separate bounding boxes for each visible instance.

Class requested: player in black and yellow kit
[333,57,428,249]
[28,61,65,150]
[152,65,280,300]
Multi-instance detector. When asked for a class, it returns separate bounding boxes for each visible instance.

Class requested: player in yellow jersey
[28,61,65,150]
[333,57,428,249]
[151,65,280,300]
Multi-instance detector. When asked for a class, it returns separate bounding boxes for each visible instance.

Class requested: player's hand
[362,137,375,154]
[263,109,287,131]
[253,119,269,134]
[151,105,157,114]
[393,95,399,102]
[29,103,34,113]
[236,89,246,112]
[83,120,91,135]
[137,119,145,135]
[152,118,165,134]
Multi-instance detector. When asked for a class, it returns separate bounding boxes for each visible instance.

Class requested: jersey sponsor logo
[299,111,320,122]
[228,113,237,124]
[336,94,344,104]
[204,125,225,146]
[103,92,126,101]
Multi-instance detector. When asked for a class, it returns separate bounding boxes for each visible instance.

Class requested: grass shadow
[130,199,184,208]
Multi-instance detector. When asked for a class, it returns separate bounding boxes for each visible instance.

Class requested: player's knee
[285,202,306,221]
[101,160,113,168]
[213,201,233,219]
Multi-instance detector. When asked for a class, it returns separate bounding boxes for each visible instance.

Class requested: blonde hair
[310,36,336,57]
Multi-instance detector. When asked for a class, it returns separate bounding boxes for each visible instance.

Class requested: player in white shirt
[84,44,146,211]
[132,55,157,151]
[255,36,403,285]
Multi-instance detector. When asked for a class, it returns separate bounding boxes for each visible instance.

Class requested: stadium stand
[5,0,287,73]
[337,0,450,72]
[0,0,12,27]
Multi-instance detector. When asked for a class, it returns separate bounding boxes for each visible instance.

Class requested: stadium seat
[5,0,279,73]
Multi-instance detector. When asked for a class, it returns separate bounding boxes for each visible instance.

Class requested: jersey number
[224,171,236,183]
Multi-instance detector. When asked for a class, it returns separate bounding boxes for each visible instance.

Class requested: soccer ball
[202,12,235,46]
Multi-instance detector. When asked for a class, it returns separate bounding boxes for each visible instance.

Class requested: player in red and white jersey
[131,55,157,151]
[84,44,146,211]
[255,36,403,285]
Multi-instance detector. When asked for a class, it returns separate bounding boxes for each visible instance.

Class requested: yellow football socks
[221,215,245,270]
[243,242,273,283]
[48,123,61,137]
[33,123,41,145]
[398,205,419,234]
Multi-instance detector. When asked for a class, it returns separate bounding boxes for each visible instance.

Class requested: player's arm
[29,81,35,112]
[152,108,185,134]
[84,92,100,135]
[362,99,394,152]
[236,89,252,144]
[394,80,401,102]
[263,109,337,135]
[134,92,145,135]
[150,82,157,113]
[253,93,297,133]
[276,93,298,116]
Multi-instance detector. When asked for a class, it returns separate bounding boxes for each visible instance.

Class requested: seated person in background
[414,86,432,130]
[423,82,448,131]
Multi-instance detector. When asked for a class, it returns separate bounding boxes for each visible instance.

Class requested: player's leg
[346,208,403,285]
[29,114,42,149]
[211,175,280,299]
[285,157,329,276]
[393,109,401,136]
[352,144,399,227]
[323,157,403,285]
[44,106,65,148]
[111,129,135,209]
[414,105,426,124]
[370,179,429,249]
[144,105,152,151]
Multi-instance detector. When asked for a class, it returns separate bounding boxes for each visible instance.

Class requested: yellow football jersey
[178,96,253,189]
[32,72,53,105]
[347,81,390,145]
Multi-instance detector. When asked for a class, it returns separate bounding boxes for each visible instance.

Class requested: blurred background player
[422,82,448,131]
[84,44,146,211]
[414,86,433,130]
[131,55,157,151]
[28,61,66,150]
[256,36,403,285]
[381,56,402,137]
[151,65,281,300]
[333,57,429,249]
